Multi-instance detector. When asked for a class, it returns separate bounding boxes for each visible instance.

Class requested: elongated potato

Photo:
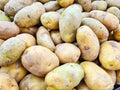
[90,10,119,30]
[59,4,82,42]
[45,63,84,90]
[106,0,120,8]
[76,25,100,61]
[44,1,61,11]
[20,74,46,90]
[99,41,120,70]
[57,0,74,7]
[114,24,120,41]
[81,18,109,42]
[14,2,45,28]
[77,81,90,90]
[22,46,59,77]
[81,61,114,90]
[0,0,9,10]
[0,21,20,40]
[116,70,120,85]
[36,26,55,51]
[0,10,10,21]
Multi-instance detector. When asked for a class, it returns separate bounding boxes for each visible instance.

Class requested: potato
[44,1,61,12]
[81,12,90,18]
[16,33,36,47]
[0,37,26,66]
[0,39,4,45]
[76,25,100,61]
[38,0,51,3]
[50,31,63,45]
[81,61,114,90]
[0,21,20,40]
[45,63,84,90]
[59,4,82,42]
[20,74,46,90]
[57,0,74,8]
[0,60,27,82]
[56,8,65,14]
[116,70,120,85]
[99,41,120,70]
[0,0,9,10]
[77,81,90,90]
[4,0,36,16]
[36,26,55,51]
[22,46,59,77]
[14,2,45,28]
[0,10,10,21]
[81,18,109,43]
[113,24,120,41]
[106,0,120,8]
[0,73,19,90]
[78,0,92,11]
[92,1,107,11]
[41,12,60,29]
[90,10,119,30]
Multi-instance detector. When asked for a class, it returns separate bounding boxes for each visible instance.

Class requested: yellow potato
[106,0,120,8]
[0,60,27,82]
[59,4,82,42]
[0,39,4,45]
[81,18,109,43]
[0,0,9,10]
[114,24,120,41]
[22,46,59,77]
[38,0,51,3]
[76,25,100,61]
[0,73,19,90]
[45,63,84,90]
[36,26,55,51]
[90,10,119,30]
[20,74,46,90]
[116,70,120,85]
[0,21,20,40]
[77,81,90,90]
[14,2,45,28]
[55,43,81,63]
[81,61,114,90]
[41,12,60,29]
[0,10,10,21]
[99,41,120,70]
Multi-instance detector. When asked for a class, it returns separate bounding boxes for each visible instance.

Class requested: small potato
[0,61,27,82]
[50,31,63,45]
[106,0,120,8]
[20,74,46,90]
[59,4,82,42]
[0,73,19,90]
[14,2,45,28]
[0,21,20,40]
[22,46,59,77]
[16,33,36,47]
[0,37,26,66]
[44,1,61,12]
[81,18,109,43]
[76,25,100,61]
[0,10,10,21]
[55,43,81,63]
[56,8,65,14]
[0,39,4,45]
[36,26,55,51]
[116,70,120,85]
[0,0,9,10]
[57,0,74,8]
[41,12,60,29]
[99,41,120,70]
[77,81,90,90]
[114,24,120,41]
[81,12,90,18]
[92,1,107,11]
[90,10,119,30]
[45,63,84,90]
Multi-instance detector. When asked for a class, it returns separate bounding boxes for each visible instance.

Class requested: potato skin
[14,2,45,28]
[59,4,82,42]
[77,81,90,90]
[38,0,51,3]
[22,46,59,77]
[81,61,114,90]
[45,63,84,90]
[90,10,119,30]
[0,10,10,21]
[116,70,120,85]
[20,74,46,90]
[0,39,4,45]
[76,25,100,61]
[106,0,120,8]
[99,41,120,70]
[0,0,9,10]
[0,21,20,40]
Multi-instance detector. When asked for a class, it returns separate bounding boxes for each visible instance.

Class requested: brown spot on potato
[84,46,90,50]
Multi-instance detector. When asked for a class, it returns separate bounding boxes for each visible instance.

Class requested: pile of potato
[0,0,120,90]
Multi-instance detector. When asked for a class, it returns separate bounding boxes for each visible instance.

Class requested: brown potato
[116,70,120,85]
[22,46,59,77]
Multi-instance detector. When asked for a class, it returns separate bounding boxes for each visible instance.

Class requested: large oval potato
[0,10,10,21]
[0,73,19,90]
[81,61,114,90]
[90,10,119,30]
[20,74,46,90]
[82,18,109,43]
[0,0,9,10]
[99,41,120,70]
[106,0,120,8]
[22,46,59,77]
[55,43,81,63]
[14,2,45,28]
[0,21,20,40]
[76,25,100,61]
[116,70,120,85]
[59,4,82,42]
[45,63,84,90]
